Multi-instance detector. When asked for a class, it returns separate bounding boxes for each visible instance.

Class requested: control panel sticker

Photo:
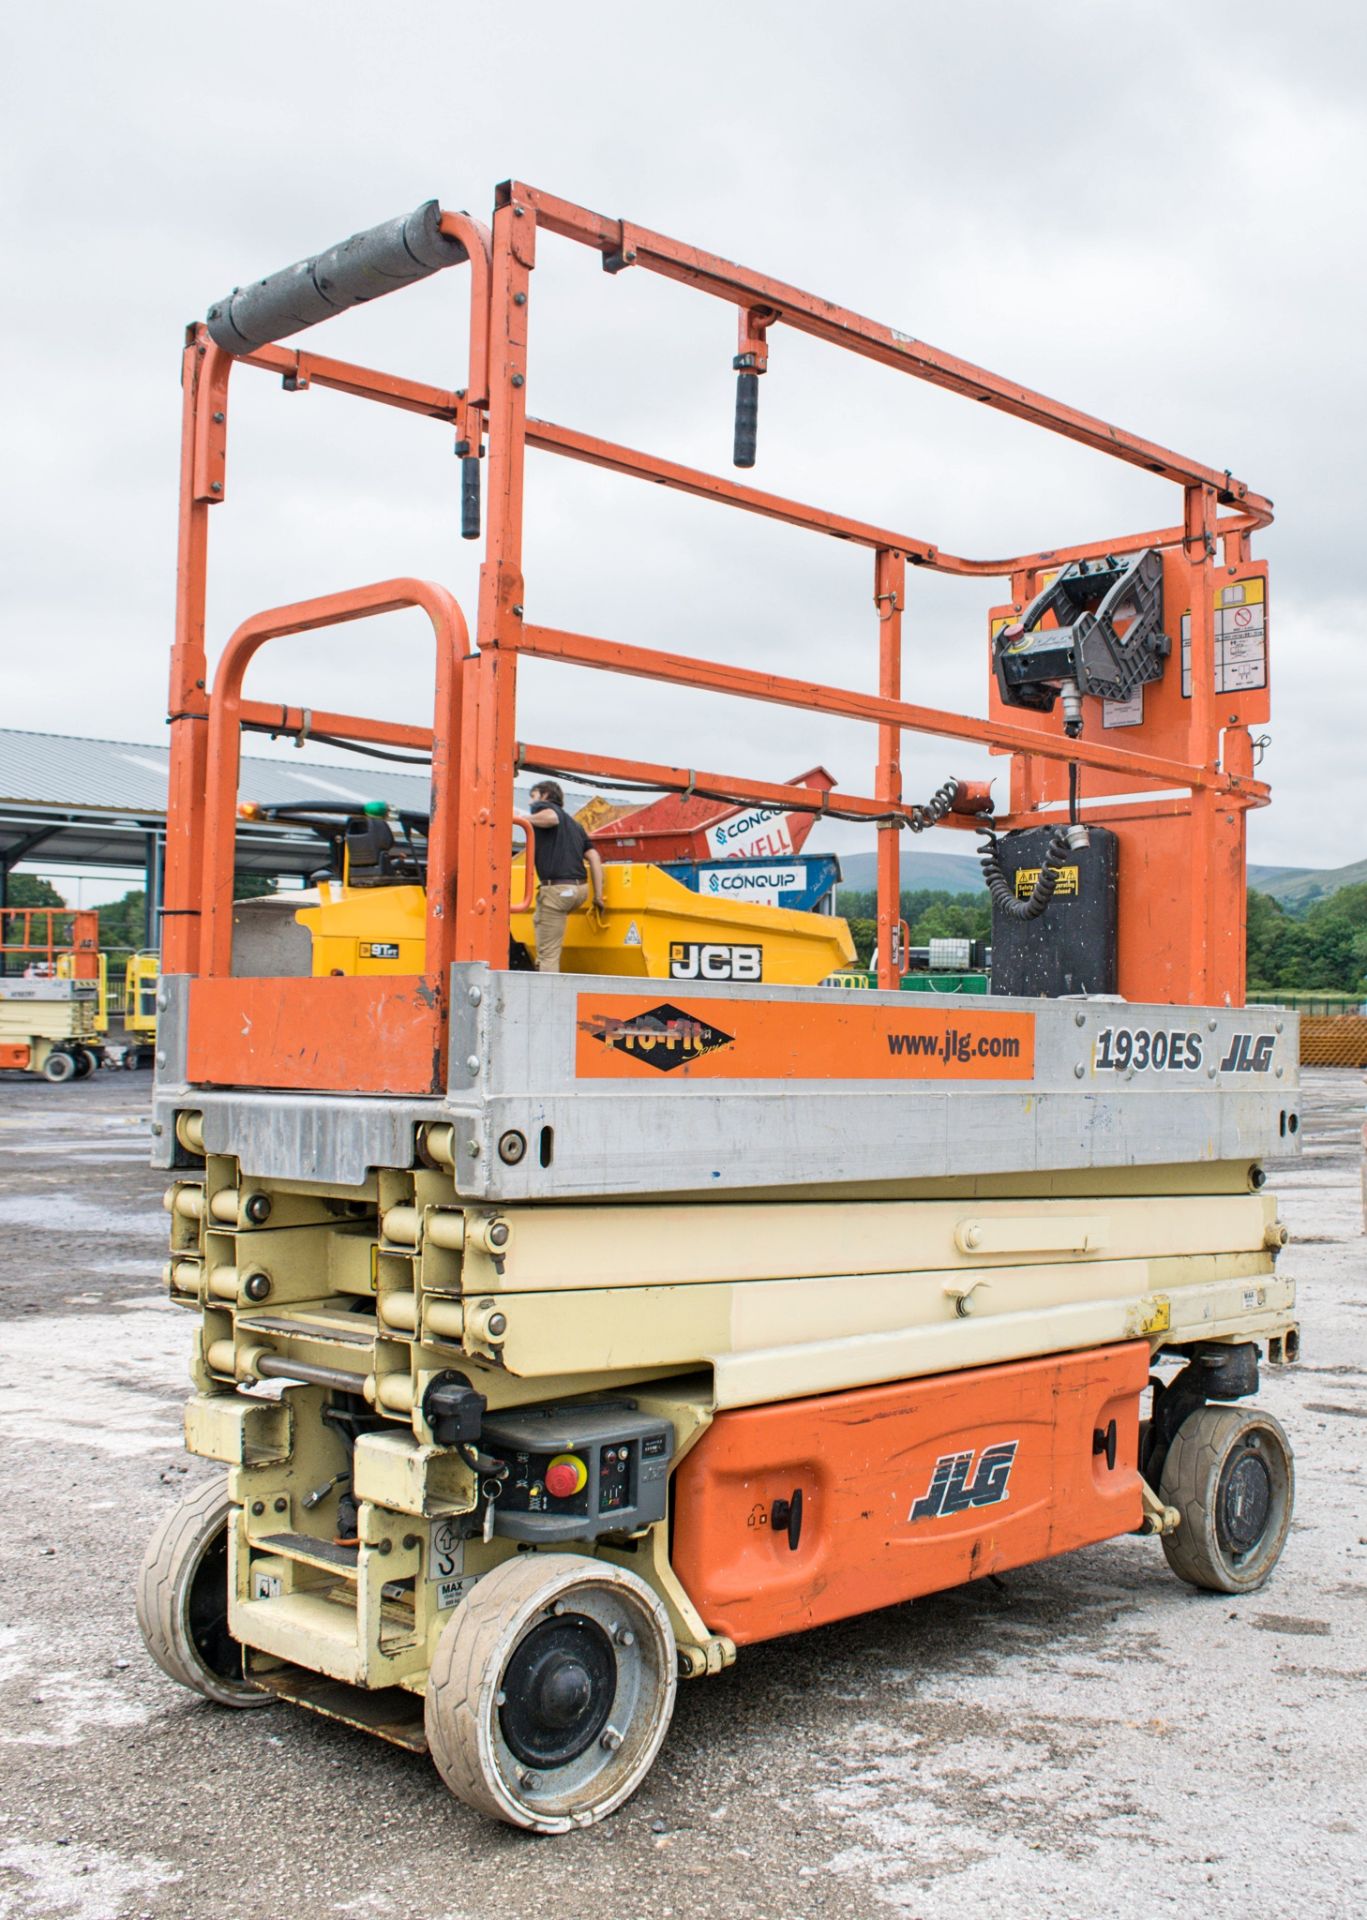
[429,1518,463,1584]
[575,995,1036,1081]
[1102,688,1144,728]
[1181,576,1268,697]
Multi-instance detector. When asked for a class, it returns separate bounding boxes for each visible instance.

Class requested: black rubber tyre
[1159,1403,1294,1593]
[74,1047,97,1078]
[425,1553,676,1832]
[135,1478,270,1707]
[40,1049,76,1083]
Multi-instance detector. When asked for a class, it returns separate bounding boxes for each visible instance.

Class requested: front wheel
[425,1553,677,1833]
[135,1478,270,1707]
[1159,1404,1293,1593]
[40,1049,76,1083]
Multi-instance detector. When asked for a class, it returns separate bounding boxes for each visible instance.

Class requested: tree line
[836,881,1367,997]
[836,888,992,968]
[1246,883,1367,997]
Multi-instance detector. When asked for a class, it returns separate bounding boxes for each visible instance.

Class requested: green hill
[1248,857,1367,911]
[835,849,987,895]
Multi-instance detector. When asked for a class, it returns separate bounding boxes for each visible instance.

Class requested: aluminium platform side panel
[151,969,1300,1194]
[443,967,1299,1202]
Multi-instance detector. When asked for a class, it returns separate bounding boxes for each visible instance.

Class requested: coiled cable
[978,810,1072,921]
[905,778,962,833]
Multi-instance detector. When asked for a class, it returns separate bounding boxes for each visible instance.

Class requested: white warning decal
[1182,578,1267,697]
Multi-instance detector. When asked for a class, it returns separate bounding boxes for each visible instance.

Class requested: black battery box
[989,825,1118,998]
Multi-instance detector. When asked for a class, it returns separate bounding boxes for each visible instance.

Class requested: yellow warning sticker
[1015,865,1079,898]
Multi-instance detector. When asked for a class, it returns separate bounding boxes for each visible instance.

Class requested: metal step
[247,1663,427,1752]
[259,1530,359,1576]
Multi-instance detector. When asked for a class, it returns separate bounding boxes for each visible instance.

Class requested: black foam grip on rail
[461,456,482,541]
[205,200,468,355]
[733,369,759,468]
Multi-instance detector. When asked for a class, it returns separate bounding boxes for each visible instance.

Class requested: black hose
[978,812,1072,922]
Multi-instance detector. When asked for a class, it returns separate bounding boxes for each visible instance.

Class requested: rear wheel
[74,1047,97,1078]
[135,1478,269,1707]
[1159,1404,1293,1593]
[425,1553,676,1832]
[40,1049,75,1083]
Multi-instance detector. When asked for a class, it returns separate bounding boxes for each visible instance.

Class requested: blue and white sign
[698,863,803,907]
[663,854,841,914]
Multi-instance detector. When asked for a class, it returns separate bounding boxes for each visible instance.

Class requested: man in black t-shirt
[527,780,606,972]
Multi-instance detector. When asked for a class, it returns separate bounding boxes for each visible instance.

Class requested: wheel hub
[500,1615,616,1768]
[1217,1445,1272,1555]
[186,1531,240,1679]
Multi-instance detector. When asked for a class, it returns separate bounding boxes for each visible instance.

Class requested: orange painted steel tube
[519,621,1259,797]
[200,580,469,980]
[516,183,1272,524]
[526,414,1262,581]
[239,701,435,755]
[518,741,909,827]
[874,548,904,991]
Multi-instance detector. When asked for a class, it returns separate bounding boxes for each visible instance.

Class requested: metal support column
[144,833,164,950]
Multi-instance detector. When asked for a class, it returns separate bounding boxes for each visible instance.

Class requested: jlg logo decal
[669,942,762,982]
[908,1441,1018,1522]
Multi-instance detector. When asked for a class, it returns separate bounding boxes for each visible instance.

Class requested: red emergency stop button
[545,1453,588,1499]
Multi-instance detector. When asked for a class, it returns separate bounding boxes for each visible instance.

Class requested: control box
[481,1401,675,1543]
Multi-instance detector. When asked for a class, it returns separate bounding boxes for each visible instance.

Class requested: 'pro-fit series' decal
[575,995,1036,1080]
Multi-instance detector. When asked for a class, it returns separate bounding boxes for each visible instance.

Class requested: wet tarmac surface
[0,1066,1363,1918]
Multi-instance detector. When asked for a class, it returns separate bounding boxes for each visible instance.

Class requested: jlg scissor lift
[0,907,101,1080]
[139,189,1298,1832]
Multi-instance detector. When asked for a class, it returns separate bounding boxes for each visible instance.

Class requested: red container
[590,766,835,864]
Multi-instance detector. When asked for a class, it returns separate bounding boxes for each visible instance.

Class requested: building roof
[0,728,583,878]
[0,727,435,819]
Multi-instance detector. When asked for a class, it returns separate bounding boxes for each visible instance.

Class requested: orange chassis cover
[672,1343,1147,1645]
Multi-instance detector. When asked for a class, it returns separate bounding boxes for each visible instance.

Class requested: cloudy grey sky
[3,1,1363,900]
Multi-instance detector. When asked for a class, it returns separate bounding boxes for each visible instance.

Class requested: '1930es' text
[1094,1028,1276,1074]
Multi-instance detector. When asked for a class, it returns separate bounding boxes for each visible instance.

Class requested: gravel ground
[0,1066,1363,1920]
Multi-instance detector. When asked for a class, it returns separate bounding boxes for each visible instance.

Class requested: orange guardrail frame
[165,184,1274,1092]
